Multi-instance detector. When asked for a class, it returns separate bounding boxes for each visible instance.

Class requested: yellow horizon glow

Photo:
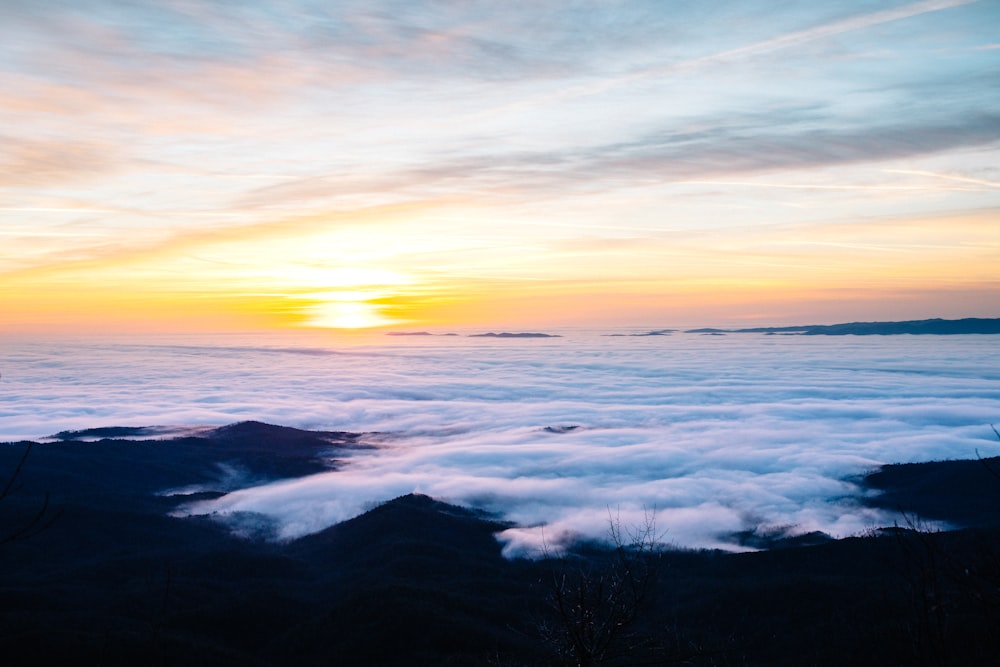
[1,204,998,333]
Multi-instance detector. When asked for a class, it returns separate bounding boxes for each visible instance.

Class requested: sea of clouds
[3,330,1000,555]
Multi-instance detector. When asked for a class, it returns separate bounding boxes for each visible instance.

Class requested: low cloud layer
[3,332,999,555]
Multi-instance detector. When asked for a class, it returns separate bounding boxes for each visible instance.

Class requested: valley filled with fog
[4,330,999,553]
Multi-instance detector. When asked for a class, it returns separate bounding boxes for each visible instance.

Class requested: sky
[2,0,998,333]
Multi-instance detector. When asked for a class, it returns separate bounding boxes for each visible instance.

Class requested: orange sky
[2,1,998,334]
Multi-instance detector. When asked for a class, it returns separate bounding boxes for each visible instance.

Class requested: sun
[299,289,405,329]
[286,267,413,329]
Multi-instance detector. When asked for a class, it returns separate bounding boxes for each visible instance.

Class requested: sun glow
[303,300,399,329]
[300,286,409,329]
[278,267,412,290]
[279,267,417,329]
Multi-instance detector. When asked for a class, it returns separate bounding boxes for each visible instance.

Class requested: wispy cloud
[0,137,122,187]
[471,0,982,115]
[883,169,1000,189]
[222,111,1000,213]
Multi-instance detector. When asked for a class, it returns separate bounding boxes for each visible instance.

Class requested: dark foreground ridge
[3,421,1000,665]
[687,316,1000,335]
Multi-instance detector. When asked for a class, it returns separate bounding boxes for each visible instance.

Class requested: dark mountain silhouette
[542,424,581,433]
[606,329,676,336]
[687,317,1000,335]
[468,331,561,338]
[53,425,170,440]
[2,423,1000,665]
[861,456,1000,528]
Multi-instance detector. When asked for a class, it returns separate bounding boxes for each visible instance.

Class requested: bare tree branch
[1,442,62,545]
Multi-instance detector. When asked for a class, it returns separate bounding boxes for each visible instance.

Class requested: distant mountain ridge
[688,317,1000,335]
[468,331,561,338]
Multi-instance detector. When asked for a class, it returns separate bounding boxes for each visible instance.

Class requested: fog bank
[4,331,999,553]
